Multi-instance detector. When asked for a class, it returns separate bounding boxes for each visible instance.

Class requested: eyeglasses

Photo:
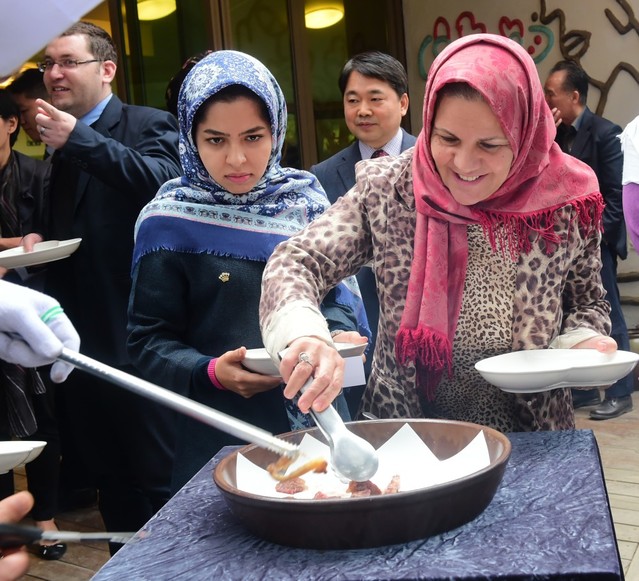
[37,59,101,73]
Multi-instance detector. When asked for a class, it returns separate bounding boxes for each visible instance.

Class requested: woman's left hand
[279,336,345,413]
[572,334,618,352]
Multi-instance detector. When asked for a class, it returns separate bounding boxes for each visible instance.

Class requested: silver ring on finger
[39,126,46,135]
[297,351,314,369]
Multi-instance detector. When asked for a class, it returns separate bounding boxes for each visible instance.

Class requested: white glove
[0,280,80,382]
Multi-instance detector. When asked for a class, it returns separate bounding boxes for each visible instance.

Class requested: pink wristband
[207,358,227,391]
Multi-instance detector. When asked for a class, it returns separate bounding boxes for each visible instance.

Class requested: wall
[402,0,639,133]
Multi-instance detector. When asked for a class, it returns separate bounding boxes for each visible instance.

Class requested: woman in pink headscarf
[259,34,616,432]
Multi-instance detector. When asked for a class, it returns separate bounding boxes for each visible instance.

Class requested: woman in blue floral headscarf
[127,50,368,492]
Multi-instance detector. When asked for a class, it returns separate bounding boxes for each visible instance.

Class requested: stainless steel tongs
[57,349,299,459]
[298,378,378,482]
[0,524,135,548]
[279,346,379,482]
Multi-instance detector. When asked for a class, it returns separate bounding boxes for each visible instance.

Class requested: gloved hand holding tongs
[0,279,80,382]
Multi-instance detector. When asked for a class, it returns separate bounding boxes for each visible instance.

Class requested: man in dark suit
[545,59,633,420]
[311,51,415,202]
[310,51,416,415]
[23,22,181,551]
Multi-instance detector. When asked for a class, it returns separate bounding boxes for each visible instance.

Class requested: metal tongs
[298,379,378,481]
[59,348,379,481]
[0,524,135,549]
[279,347,379,482]
[58,349,299,459]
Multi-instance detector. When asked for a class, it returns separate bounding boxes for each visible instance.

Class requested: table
[93,430,622,580]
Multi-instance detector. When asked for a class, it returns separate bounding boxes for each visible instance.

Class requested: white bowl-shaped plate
[0,238,82,269]
[475,349,639,393]
[22,441,46,463]
[0,441,47,474]
[242,342,368,376]
[241,348,279,375]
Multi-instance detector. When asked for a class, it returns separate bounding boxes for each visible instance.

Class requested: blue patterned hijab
[133,50,329,265]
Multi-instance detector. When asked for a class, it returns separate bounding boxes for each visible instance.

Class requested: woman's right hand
[214,347,282,398]
[279,336,349,413]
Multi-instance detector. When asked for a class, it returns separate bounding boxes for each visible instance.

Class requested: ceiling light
[137,0,176,21]
[305,1,344,29]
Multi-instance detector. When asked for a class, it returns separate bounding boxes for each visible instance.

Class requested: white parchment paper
[236,424,490,499]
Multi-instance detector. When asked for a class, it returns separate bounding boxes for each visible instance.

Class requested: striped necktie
[371,149,388,159]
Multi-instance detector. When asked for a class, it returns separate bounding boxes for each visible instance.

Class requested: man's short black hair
[338,51,408,98]
[549,60,589,105]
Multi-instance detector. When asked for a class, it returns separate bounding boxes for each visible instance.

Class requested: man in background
[545,59,633,420]
[22,21,181,552]
[311,51,414,202]
[310,51,415,415]
[7,69,49,148]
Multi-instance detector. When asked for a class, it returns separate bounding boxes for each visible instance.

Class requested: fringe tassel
[478,193,605,261]
[396,326,453,401]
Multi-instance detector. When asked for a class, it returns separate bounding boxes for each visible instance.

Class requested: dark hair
[432,82,483,124]
[7,68,48,100]
[338,51,408,98]
[0,90,20,147]
[192,84,271,139]
[60,21,117,64]
[549,60,588,105]
[436,82,483,103]
[165,50,214,117]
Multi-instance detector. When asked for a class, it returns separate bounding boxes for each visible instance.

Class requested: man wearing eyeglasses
[21,21,181,555]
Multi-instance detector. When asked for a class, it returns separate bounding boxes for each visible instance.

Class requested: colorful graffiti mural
[418,8,553,79]
[417,0,639,116]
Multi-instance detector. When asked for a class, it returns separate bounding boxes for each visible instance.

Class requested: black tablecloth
[93,430,622,580]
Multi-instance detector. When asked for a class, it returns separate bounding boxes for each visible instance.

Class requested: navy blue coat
[561,107,626,259]
[310,129,416,203]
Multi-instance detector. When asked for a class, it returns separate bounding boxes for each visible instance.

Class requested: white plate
[0,441,46,474]
[242,342,368,376]
[475,349,639,393]
[0,238,82,268]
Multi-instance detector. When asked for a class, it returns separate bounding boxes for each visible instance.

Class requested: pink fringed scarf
[396,34,602,400]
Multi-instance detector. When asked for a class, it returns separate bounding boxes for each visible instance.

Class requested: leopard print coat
[261,149,611,432]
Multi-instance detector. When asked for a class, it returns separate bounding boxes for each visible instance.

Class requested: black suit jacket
[558,107,626,259]
[43,95,181,365]
[11,151,49,237]
[310,129,417,203]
